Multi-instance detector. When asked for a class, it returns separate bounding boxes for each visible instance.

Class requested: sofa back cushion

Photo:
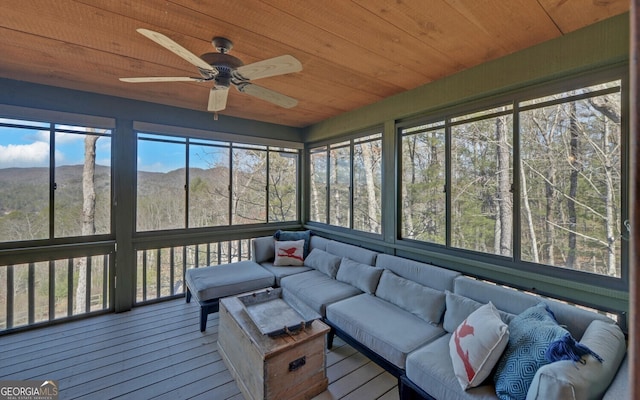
[375,269,446,325]
[326,240,378,265]
[454,276,540,316]
[309,235,330,252]
[304,248,342,278]
[375,254,459,291]
[336,257,383,294]
[443,291,515,333]
[454,277,613,338]
[543,300,614,340]
[252,236,275,263]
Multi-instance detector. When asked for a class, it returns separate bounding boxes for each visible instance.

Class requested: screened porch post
[630,2,639,398]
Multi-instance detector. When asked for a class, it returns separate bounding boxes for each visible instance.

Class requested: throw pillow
[273,239,305,266]
[335,257,383,294]
[449,302,509,390]
[303,248,342,278]
[274,230,311,258]
[493,303,571,400]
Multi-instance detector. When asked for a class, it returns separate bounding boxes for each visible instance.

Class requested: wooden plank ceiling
[0,0,629,128]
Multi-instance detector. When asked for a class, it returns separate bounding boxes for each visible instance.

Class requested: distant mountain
[0,165,231,214]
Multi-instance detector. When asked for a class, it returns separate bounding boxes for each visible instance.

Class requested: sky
[0,119,286,173]
[0,119,111,169]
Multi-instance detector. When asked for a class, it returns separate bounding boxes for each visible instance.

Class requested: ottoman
[185,260,275,331]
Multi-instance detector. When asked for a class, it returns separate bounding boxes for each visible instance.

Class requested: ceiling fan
[120,29,302,114]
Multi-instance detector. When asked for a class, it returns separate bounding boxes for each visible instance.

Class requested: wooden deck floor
[0,298,399,400]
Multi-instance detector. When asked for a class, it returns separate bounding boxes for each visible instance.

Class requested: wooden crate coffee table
[218,295,330,400]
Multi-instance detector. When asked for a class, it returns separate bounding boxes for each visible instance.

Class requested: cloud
[0,141,50,167]
[55,131,84,144]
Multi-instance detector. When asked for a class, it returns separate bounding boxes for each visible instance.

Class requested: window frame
[134,124,301,234]
[0,108,115,247]
[307,127,383,237]
[396,66,628,291]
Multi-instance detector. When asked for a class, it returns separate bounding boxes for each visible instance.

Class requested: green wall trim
[303,13,630,142]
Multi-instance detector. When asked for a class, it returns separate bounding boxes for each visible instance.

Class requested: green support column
[382,119,397,249]
[114,119,136,312]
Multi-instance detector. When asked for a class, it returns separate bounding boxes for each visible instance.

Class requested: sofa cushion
[185,260,275,302]
[259,262,312,286]
[406,334,500,400]
[450,302,509,390]
[327,294,446,368]
[454,277,613,339]
[336,257,383,294]
[325,240,378,265]
[303,248,342,278]
[280,270,361,316]
[273,239,305,266]
[274,229,312,257]
[252,236,276,264]
[375,270,446,324]
[603,355,628,400]
[454,277,538,317]
[375,253,460,291]
[494,303,572,400]
[309,235,330,252]
[444,291,514,333]
[541,299,614,341]
[526,320,626,400]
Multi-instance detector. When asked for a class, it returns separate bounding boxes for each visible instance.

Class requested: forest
[401,82,622,278]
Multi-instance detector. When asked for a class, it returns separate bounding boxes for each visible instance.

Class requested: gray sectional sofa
[250,233,628,400]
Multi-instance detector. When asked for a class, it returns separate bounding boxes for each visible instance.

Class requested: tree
[354,140,381,233]
[75,134,98,314]
[495,114,512,256]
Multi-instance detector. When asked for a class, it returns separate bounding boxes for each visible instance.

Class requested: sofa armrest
[251,236,275,263]
[526,320,626,400]
[603,355,628,400]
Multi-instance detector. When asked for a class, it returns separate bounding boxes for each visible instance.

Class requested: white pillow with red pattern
[273,239,305,266]
[449,302,509,389]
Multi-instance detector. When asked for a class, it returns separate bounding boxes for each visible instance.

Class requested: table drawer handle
[289,356,306,371]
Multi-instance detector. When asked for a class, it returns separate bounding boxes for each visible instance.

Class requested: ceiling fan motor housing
[200,52,244,87]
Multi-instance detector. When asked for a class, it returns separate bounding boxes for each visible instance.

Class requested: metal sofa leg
[327,326,336,349]
[200,306,207,332]
[186,288,192,303]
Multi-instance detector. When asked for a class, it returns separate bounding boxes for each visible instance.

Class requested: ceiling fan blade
[119,77,201,83]
[237,83,298,108]
[234,55,302,81]
[137,28,216,73]
[208,87,229,111]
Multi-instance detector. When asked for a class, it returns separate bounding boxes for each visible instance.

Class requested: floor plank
[0,298,398,399]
